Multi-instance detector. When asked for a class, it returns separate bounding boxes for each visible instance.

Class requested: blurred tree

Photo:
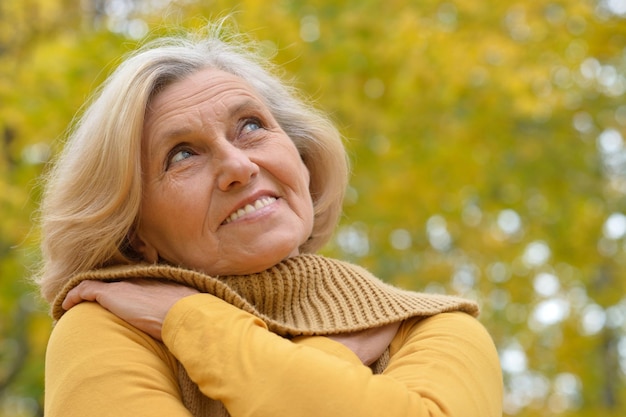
[0,1,128,415]
[1,0,626,416]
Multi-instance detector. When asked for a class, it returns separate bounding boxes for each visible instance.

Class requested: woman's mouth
[223,196,277,225]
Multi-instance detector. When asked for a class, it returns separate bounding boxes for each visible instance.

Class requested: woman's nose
[215,142,259,191]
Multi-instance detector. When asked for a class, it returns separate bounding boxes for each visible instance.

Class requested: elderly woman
[37,23,502,417]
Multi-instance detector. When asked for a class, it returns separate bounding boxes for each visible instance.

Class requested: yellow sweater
[45,255,503,416]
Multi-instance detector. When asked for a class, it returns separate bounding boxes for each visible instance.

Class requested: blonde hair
[35,24,349,303]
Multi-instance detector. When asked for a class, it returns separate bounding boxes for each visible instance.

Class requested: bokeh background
[2,0,626,416]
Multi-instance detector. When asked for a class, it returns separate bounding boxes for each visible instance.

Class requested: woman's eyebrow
[144,126,192,165]
[160,127,192,140]
[229,99,265,117]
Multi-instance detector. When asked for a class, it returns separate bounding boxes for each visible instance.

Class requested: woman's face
[133,68,314,275]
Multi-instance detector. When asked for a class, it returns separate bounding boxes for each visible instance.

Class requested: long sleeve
[44,302,192,417]
[163,293,503,417]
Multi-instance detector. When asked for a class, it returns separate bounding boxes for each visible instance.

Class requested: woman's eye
[168,148,194,166]
[242,119,262,134]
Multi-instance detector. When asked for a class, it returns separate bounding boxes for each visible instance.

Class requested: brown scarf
[52,255,479,416]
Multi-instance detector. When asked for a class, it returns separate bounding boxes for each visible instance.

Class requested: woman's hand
[327,321,401,366]
[62,279,199,341]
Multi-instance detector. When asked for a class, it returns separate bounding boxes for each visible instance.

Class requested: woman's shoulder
[394,311,497,351]
[48,301,174,366]
[45,303,188,416]
[403,309,488,328]
[52,301,139,337]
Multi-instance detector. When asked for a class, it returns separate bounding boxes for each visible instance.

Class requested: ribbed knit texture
[51,254,479,416]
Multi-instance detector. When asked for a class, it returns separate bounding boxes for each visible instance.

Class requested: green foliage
[2,0,626,416]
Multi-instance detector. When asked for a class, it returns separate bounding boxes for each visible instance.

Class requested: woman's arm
[44,302,193,417]
[165,294,503,417]
[61,279,397,365]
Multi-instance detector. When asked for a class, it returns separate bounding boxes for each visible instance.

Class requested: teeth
[224,197,277,224]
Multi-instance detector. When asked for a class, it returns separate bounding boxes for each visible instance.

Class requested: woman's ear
[127,229,159,263]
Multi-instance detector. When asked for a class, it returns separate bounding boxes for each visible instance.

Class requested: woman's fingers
[61,279,199,340]
[62,280,104,310]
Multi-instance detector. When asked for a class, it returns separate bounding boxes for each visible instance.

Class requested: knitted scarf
[52,255,479,417]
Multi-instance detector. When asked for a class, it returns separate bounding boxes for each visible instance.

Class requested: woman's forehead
[151,68,260,107]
